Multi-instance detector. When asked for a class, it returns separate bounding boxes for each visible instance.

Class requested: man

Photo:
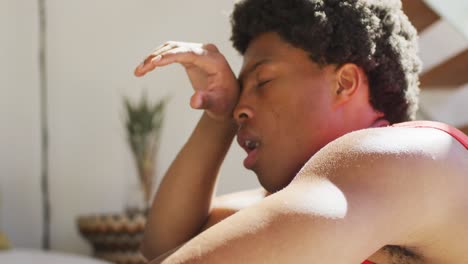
[134,0,468,263]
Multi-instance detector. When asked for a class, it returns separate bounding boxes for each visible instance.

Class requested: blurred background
[0,0,466,260]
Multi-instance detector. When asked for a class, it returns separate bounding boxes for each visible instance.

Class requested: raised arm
[135,42,241,259]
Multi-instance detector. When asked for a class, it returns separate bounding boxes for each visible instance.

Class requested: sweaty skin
[136,33,468,264]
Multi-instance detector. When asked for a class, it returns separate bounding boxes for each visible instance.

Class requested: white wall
[0,0,43,250]
[1,0,258,255]
[0,0,466,257]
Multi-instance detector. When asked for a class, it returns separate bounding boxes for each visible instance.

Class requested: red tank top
[361,121,467,264]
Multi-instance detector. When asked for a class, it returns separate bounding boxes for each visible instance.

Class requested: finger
[135,58,151,76]
[135,60,159,76]
[134,43,178,76]
[147,43,176,63]
[152,47,219,73]
[142,45,176,72]
[135,43,220,76]
[150,47,197,67]
[150,41,191,54]
[134,63,145,77]
[138,54,162,75]
[150,42,171,55]
[190,92,203,109]
[190,91,211,110]
[202,43,219,53]
[144,41,197,65]
[135,54,166,77]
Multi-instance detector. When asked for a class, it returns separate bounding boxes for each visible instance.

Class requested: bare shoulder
[298,126,467,182]
[293,125,468,248]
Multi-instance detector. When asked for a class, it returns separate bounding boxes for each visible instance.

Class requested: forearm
[141,112,237,259]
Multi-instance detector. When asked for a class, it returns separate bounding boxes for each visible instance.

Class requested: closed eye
[257,79,272,88]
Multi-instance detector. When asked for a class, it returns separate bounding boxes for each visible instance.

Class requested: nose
[233,101,254,126]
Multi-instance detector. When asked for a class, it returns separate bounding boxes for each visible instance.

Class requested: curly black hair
[230,0,421,123]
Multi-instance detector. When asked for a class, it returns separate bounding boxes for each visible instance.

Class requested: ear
[333,63,366,107]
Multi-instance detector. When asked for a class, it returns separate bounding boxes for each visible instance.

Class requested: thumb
[190,91,212,110]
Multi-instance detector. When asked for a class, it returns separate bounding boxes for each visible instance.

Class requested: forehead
[240,33,297,73]
[238,32,324,83]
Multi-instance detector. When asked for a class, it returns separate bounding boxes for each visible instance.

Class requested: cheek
[263,96,310,152]
[290,80,330,121]
[284,87,332,149]
[259,77,332,144]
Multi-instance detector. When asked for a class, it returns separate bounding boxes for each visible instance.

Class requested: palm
[185,64,210,92]
[183,59,239,121]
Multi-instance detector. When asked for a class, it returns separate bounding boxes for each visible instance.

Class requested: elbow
[140,232,180,261]
[140,234,163,261]
[140,238,185,264]
[140,240,154,261]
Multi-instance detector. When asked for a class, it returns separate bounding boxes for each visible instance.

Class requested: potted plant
[124,94,168,213]
[78,94,168,264]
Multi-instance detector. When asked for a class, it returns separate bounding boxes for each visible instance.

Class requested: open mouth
[237,133,261,169]
[244,139,260,152]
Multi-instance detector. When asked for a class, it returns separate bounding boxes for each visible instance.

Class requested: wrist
[200,112,238,139]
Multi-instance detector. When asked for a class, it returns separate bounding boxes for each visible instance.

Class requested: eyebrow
[238,59,272,89]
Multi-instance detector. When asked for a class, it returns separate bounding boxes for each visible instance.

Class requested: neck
[370,117,390,128]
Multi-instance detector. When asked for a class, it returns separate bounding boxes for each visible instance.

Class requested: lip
[236,130,261,169]
[243,148,258,169]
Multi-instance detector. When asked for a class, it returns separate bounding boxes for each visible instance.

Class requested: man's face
[235,32,342,193]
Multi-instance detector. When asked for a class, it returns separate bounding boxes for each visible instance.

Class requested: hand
[134,41,240,121]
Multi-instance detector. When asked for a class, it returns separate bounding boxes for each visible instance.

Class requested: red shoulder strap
[392,121,468,149]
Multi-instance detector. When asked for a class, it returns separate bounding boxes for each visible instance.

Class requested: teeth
[245,140,259,150]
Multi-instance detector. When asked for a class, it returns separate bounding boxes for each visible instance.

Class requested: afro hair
[231,0,422,123]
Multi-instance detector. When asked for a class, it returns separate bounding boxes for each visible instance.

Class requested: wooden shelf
[402,0,440,33]
[420,49,468,88]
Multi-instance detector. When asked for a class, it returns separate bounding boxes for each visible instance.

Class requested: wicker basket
[77,211,147,264]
